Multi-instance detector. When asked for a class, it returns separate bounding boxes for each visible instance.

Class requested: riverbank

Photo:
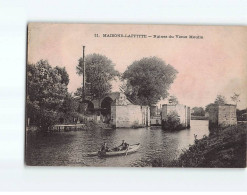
[152,123,246,168]
[26,120,112,133]
[191,116,209,120]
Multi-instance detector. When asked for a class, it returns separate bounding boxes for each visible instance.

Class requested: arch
[101,97,113,123]
[80,100,94,114]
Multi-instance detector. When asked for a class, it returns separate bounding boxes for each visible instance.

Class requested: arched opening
[101,97,113,124]
[79,100,94,115]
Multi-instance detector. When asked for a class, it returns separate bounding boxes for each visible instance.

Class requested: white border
[0,0,246,192]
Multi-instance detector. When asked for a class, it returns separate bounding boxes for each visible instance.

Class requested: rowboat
[87,143,140,157]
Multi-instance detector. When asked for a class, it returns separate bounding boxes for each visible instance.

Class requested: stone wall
[208,105,218,127]
[218,105,237,127]
[111,105,150,128]
[161,104,191,128]
[90,92,132,109]
[78,92,150,128]
[187,107,191,127]
[208,104,237,128]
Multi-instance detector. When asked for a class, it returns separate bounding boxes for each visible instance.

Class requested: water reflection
[26,120,209,167]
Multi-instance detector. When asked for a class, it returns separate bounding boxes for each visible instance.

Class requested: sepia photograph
[25,23,247,167]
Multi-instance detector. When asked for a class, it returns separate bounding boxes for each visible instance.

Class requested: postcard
[26,23,247,167]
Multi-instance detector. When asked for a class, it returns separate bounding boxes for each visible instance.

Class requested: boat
[87,143,140,157]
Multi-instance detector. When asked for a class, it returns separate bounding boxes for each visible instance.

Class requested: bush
[162,111,182,131]
[152,124,247,168]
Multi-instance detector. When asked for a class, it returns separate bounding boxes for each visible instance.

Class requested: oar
[125,145,129,156]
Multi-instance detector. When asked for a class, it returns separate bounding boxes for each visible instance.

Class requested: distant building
[161,104,191,129]
[110,93,150,128]
[208,104,237,128]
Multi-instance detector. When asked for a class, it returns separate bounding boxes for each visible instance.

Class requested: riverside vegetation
[152,123,247,168]
[27,56,178,132]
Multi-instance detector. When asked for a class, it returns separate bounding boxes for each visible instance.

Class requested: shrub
[162,111,181,131]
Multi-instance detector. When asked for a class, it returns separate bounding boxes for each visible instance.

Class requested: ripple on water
[25,120,209,167]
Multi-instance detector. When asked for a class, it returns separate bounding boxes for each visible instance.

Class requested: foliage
[192,107,205,116]
[162,111,181,131]
[231,93,240,106]
[236,108,247,121]
[26,60,70,130]
[122,57,178,106]
[76,53,119,100]
[74,87,83,97]
[152,124,247,168]
[54,66,69,85]
[214,94,227,105]
[205,95,227,112]
[168,95,179,105]
[205,103,214,113]
[59,93,80,123]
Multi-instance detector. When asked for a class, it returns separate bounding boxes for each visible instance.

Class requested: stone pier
[161,104,191,129]
[208,104,237,128]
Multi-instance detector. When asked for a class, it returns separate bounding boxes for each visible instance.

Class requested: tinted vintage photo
[25,23,247,167]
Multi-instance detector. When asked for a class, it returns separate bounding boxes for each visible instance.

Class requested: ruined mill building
[76,92,150,128]
[208,104,237,128]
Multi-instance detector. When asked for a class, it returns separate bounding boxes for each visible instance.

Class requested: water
[26,120,209,167]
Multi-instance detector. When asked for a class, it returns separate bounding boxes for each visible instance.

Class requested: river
[25,120,209,167]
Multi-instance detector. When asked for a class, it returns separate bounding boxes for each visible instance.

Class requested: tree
[231,93,240,107]
[54,66,69,85]
[59,93,80,123]
[214,95,227,105]
[205,95,227,112]
[205,103,214,113]
[76,53,119,100]
[26,60,69,130]
[122,57,178,106]
[74,87,83,97]
[192,107,205,116]
[168,95,179,105]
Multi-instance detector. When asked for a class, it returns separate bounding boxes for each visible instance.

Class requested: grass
[152,123,247,168]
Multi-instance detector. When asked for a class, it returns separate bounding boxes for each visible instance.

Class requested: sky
[27,23,247,109]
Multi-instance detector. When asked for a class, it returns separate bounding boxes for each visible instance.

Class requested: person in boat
[117,140,129,151]
[100,142,110,152]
